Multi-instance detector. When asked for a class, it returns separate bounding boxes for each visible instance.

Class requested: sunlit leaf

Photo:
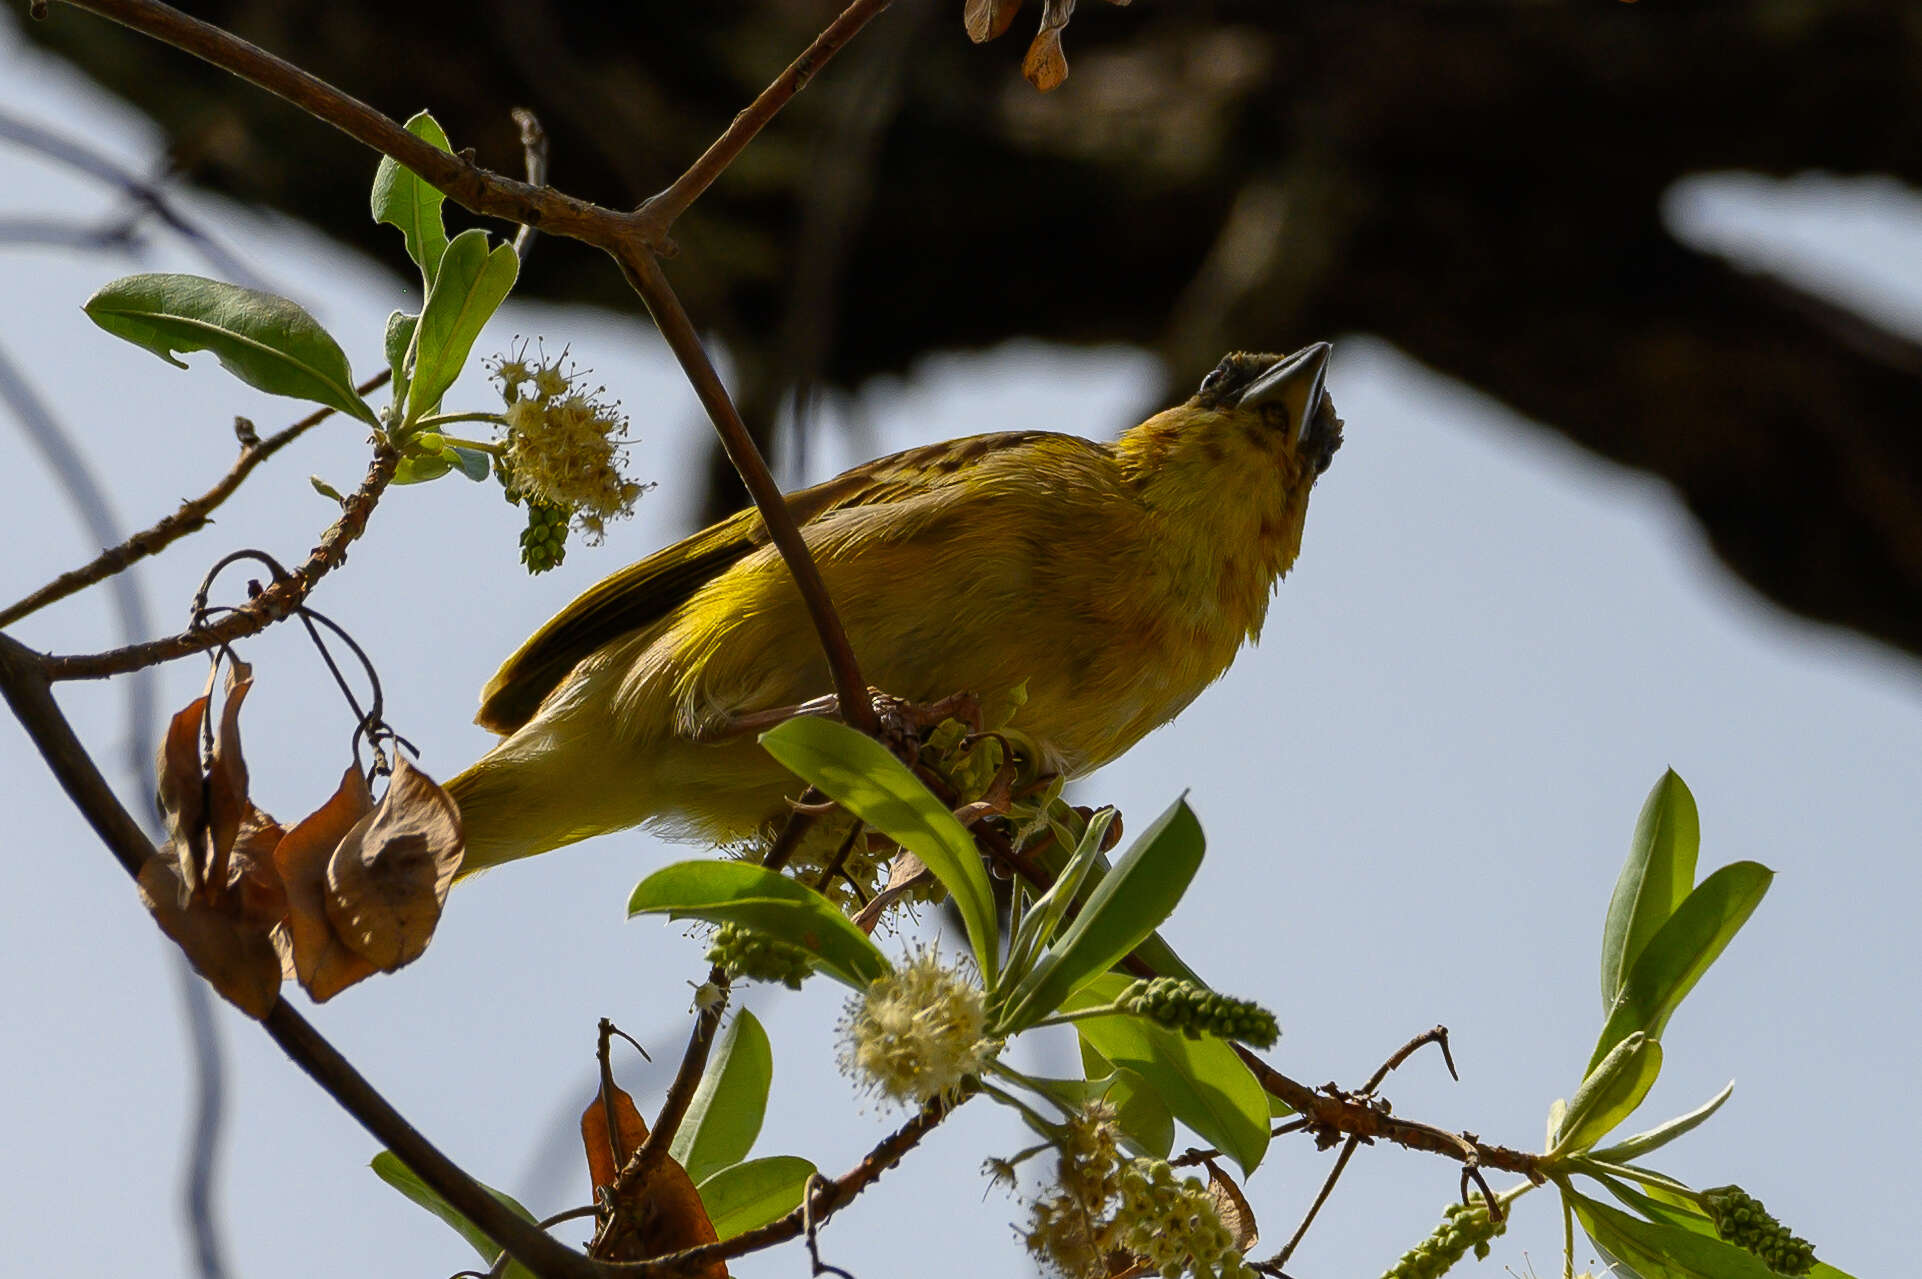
[1602,771,1700,1010]
[759,717,998,982]
[370,110,453,284]
[698,1155,817,1241]
[370,1150,537,1279]
[84,274,379,425]
[1590,1082,1734,1164]
[1068,974,1268,1175]
[1591,862,1771,1071]
[996,797,1203,1033]
[672,1010,773,1184]
[1573,1187,1796,1279]
[1553,1032,1661,1155]
[629,859,890,989]
[409,229,518,419]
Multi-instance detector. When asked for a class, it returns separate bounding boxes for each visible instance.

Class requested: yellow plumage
[449,344,1342,874]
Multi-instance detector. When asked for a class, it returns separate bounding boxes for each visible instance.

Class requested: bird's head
[1118,342,1342,491]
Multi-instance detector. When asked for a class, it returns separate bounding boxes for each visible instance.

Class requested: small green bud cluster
[1117,978,1279,1048]
[704,921,815,990]
[1380,1201,1507,1279]
[1701,1185,1816,1276]
[1112,1159,1256,1279]
[840,949,995,1104]
[517,499,570,573]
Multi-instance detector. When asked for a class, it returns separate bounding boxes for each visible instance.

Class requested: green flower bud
[1116,978,1280,1048]
[704,921,815,990]
[1379,1201,1507,1279]
[1701,1186,1817,1276]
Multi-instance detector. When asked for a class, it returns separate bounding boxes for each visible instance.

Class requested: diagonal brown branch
[35,440,400,680]
[0,372,389,630]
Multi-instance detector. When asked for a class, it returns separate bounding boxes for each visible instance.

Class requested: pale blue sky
[2,20,1914,1279]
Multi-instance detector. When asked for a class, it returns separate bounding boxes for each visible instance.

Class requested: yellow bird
[448,343,1341,875]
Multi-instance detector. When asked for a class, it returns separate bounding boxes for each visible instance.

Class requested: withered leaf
[1205,1159,1259,1254]
[139,851,281,1019]
[228,804,288,930]
[851,850,931,934]
[275,765,379,1001]
[1023,24,1069,91]
[581,1081,724,1273]
[203,660,255,901]
[156,694,211,896]
[963,0,1025,43]
[324,756,464,970]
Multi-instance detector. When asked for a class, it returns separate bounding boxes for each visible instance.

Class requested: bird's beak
[1236,342,1332,444]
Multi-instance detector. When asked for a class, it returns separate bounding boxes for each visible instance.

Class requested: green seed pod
[1701,1185,1816,1277]
[704,921,815,989]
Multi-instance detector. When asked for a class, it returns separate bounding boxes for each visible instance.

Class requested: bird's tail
[446,737,626,879]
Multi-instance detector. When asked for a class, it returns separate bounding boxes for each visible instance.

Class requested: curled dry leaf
[324,756,464,970]
[581,1080,725,1273]
[275,765,379,1001]
[203,659,255,899]
[1204,1159,1259,1254]
[138,851,282,1019]
[963,0,1026,43]
[154,694,209,887]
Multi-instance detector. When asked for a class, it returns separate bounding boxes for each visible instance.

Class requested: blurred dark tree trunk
[16,0,1922,657]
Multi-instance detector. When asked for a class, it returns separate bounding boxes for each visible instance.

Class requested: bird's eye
[1197,364,1230,397]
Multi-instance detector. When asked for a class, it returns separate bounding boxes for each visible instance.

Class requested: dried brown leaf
[139,851,281,1019]
[581,1082,724,1272]
[963,0,1026,43]
[1205,1159,1259,1253]
[324,756,464,969]
[227,804,287,930]
[204,660,254,899]
[1022,25,1068,90]
[851,851,931,934]
[275,766,379,1001]
[156,694,210,895]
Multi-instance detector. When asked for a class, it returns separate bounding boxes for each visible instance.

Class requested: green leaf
[1034,1063,1176,1159]
[393,451,455,484]
[371,110,453,284]
[1025,825,1209,989]
[671,1010,773,1184]
[1067,973,1268,1175]
[449,445,492,480]
[628,860,890,990]
[759,717,998,982]
[1590,861,1772,1071]
[1552,1032,1662,1156]
[84,273,379,426]
[1602,771,1701,1011]
[996,797,1205,1034]
[384,309,417,407]
[409,229,519,420]
[697,1156,817,1241]
[1004,807,1115,994]
[1572,1187,1792,1279]
[370,1151,537,1279]
[1590,1082,1734,1163]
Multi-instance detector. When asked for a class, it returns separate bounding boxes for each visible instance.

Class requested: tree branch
[0,372,389,630]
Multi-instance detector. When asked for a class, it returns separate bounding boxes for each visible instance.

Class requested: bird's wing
[474,430,1065,733]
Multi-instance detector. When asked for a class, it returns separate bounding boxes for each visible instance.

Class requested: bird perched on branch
[448,343,1342,875]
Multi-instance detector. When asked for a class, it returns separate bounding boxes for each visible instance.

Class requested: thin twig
[52,0,609,246]
[37,439,400,680]
[1265,1134,1361,1270]
[0,372,390,628]
[511,108,549,260]
[632,1080,979,1277]
[1360,1025,1457,1095]
[613,245,875,732]
[0,633,599,1278]
[635,0,895,241]
[597,968,731,1256]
